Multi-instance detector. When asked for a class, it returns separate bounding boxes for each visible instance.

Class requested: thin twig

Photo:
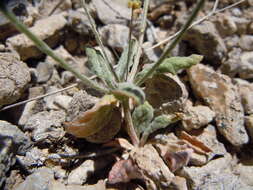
[0,4,108,94]
[0,84,77,112]
[136,0,205,86]
[81,0,119,84]
[147,0,245,50]
[128,0,150,82]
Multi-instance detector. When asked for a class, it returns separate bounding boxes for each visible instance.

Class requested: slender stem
[122,100,139,146]
[128,0,150,82]
[135,0,205,86]
[124,8,134,81]
[0,4,108,94]
[81,0,119,84]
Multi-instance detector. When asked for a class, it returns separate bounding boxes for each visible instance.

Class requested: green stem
[81,0,119,85]
[0,4,108,94]
[122,100,139,146]
[124,8,134,81]
[128,0,150,82]
[135,0,205,86]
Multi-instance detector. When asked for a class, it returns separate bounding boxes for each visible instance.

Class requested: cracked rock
[188,64,249,147]
[0,120,31,155]
[15,167,54,190]
[179,154,251,190]
[67,90,98,121]
[24,110,66,142]
[181,101,215,131]
[183,21,227,63]
[0,52,30,107]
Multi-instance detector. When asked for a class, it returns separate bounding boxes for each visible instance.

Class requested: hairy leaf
[112,82,145,105]
[65,95,118,138]
[116,39,136,81]
[132,101,154,137]
[141,114,179,145]
[157,54,203,74]
[86,47,115,88]
[135,54,203,82]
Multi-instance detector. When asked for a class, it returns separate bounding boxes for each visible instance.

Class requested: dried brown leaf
[65,95,118,138]
[179,131,212,153]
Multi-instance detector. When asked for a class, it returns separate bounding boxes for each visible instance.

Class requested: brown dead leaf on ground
[65,95,118,138]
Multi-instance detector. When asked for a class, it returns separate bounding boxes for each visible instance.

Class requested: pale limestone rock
[7,14,67,60]
[99,24,129,50]
[178,154,251,190]
[181,102,215,131]
[92,0,130,25]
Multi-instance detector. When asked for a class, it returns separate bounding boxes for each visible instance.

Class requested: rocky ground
[0,0,253,189]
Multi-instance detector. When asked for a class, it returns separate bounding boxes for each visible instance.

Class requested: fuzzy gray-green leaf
[112,82,145,105]
[86,48,116,88]
[157,54,203,74]
[141,114,179,144]
[132,101,154,137]
[116,40,136,81]
[135,54,203,82]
